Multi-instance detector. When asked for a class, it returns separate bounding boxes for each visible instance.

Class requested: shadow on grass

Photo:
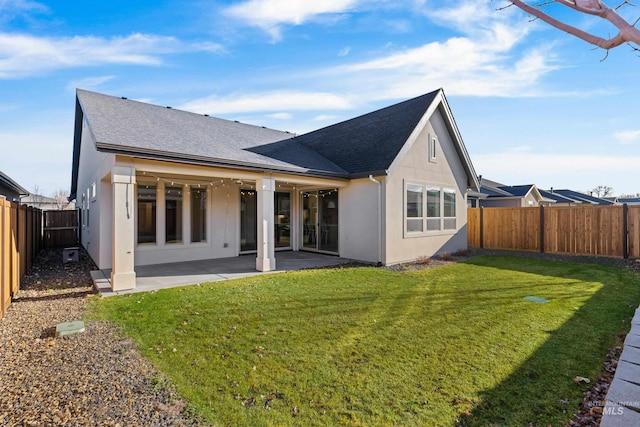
[457,256,640,426]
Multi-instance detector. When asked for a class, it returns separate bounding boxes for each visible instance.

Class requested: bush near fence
[468,205,640,259]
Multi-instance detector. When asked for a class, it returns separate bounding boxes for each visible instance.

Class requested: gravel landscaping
[1,246,638,426]
[0,248,198,426]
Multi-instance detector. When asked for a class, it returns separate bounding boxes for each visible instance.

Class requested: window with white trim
[426,188,440,231]
[406,183,424,233]
[404,182,457,235]
[443,189,456,230]
[429,135,437,162]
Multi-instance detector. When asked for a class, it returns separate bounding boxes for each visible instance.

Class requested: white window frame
[426,187,441,231]
[404,181,458,238]
[443,189,456,230]
[429,134,437,163]
[404,182,424,234]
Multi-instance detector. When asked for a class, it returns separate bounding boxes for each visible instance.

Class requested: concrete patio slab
[92,251,362,297]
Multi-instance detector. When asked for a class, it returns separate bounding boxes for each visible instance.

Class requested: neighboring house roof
[479,184,513,198]
[21,194,58,204]
[0,170,28,196]
[618,197,640,205]
[551,189,615,205]
[71,88,479,199]
[477,179,555,204]
[538,189,582,204]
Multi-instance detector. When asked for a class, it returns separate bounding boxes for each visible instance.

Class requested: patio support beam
[256,176,276,272]
[110,165,136,291]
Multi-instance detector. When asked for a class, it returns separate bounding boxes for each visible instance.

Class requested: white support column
[110,166,136,291]
[256,177,276,271]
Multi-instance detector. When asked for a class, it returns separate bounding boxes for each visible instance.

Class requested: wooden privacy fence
[1,197,42,319]
[468,205,640,259]
[43,210,78,248]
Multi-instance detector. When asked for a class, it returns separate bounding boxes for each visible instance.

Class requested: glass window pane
[191,187,207,243]
[407,218,423,232]
[165,186,183,243]
[275,192,291,248]
[137,185,156,244]
[427,189,440,218]
[444,191,456,218]
[407,184,423,218]
[241,190,257,252]
[427,218,441,231]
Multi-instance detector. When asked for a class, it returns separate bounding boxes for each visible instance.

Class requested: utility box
[63,247,79,263]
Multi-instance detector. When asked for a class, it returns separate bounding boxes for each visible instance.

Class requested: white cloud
[0,0,48,20]
[265,112,293,120]
[329,26,556,100]
[313,114,340,121]
[473,152,640,195]
[0,32,222,79]
[613,129,640,145]
[338,46,351,57]
[223,0,361,40]
[179,91,353,114]
[66,75,115,91]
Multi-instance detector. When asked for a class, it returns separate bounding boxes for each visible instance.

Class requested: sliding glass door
[240,190,292,252]
[240,190,257,252]
[301,190,338,254]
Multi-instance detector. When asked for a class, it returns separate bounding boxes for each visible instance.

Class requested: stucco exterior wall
[384,107,469,265]
[339,177,384,264]
[76,117,115,269]
[479,198,521,208]
[134,180,240,266]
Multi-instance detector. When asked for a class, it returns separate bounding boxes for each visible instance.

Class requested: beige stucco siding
[134,180,240,266]
[384,108,469,265]
[76,118,115,269]
[339,177,384,264]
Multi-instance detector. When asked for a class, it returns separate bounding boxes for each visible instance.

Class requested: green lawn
[89,256,640,426]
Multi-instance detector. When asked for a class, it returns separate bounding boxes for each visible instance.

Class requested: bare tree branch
[508,0,640,51]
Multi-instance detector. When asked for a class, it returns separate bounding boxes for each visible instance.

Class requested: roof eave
[96,144,350,180]
[349,170,389,179]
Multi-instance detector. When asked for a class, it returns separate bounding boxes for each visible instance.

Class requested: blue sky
[1,0,639,197]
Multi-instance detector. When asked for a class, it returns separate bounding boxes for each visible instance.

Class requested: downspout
[368,175,382,266]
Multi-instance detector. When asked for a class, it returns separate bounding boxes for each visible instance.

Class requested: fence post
[479,207,484,249]
[623,204,629,260]
[540,205,545,253]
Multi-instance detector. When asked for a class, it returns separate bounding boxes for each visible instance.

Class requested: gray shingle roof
[539,189,581,204]
[277,90,441,176]
[71,88,478,198]
[552,189,614,205]
[77,90,347,176]
[0,170,28,196]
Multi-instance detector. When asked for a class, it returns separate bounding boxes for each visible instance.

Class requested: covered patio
[91,251,359,297]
